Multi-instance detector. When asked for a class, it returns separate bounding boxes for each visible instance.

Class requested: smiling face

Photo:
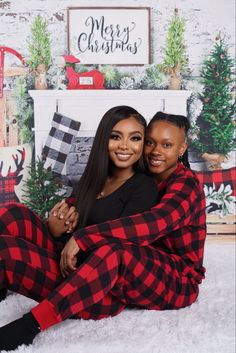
[144,120,187,182]
[108,116,145,174]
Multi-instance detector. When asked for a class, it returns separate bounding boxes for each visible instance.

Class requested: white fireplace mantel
[29,89,191,158]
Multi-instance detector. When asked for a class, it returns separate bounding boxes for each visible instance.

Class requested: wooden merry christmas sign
[67,7,150,65]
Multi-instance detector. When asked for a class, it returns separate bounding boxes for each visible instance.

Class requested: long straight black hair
[148,111,191,169]
[75,105,147,227]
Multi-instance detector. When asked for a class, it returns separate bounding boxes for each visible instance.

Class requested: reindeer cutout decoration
[0,147,25,205]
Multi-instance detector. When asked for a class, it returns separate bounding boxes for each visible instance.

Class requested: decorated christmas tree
[22,159,66,220]
[192,34,235,162]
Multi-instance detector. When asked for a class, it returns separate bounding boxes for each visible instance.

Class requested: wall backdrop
[0,0,235,233]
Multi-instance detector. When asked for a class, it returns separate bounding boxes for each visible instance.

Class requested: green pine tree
[27,15,52,71]
[161,8,189,89]
[22,159,66,221]
[162,8,188,72]
[192,34,236,156]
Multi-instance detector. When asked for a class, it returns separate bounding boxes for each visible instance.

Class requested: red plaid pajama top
[74,163,207,284]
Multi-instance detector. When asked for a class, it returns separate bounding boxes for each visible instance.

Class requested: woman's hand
[47,200,79,238]
[60,236,80,277]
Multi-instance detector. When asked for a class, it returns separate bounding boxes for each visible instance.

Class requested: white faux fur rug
[0,241,235,353]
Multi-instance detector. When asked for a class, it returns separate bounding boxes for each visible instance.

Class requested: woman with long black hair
[47,105,158,241]
[0,106,158,350]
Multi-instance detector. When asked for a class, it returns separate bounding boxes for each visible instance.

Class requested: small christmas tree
[22,159,66,221]
[192,34,236,160]
[162,8,189,89]
[27,15,52,70]
[27,15,52,89]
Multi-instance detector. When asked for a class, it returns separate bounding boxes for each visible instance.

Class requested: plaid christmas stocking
[42,112,81,175]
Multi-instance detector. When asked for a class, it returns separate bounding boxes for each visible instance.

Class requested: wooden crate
[207,214,236,235]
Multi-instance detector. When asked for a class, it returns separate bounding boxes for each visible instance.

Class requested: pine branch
[22,159,66,220]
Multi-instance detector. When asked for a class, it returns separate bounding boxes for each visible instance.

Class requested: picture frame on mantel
[67,7,151,65]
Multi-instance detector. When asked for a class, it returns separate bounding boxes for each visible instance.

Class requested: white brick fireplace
[29,89,191,158]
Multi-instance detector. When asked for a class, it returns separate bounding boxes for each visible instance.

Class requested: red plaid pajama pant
[0,203,199,331]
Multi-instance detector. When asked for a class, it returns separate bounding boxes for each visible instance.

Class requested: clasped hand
[47,199,80,277]
[47,199,79,237]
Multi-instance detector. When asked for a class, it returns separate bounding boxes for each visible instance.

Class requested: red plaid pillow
[194,167,236,215]
[0,143,32,206]
[194,167,236,196]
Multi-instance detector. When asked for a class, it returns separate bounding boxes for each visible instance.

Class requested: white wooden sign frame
[67,7,151,65]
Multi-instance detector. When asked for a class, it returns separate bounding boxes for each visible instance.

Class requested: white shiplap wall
[0,0,235,76]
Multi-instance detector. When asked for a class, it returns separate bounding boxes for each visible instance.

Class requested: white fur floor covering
[0,241,235,353]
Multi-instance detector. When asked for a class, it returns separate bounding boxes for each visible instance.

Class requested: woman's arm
[59,175,158,275]
[73,172,205,251]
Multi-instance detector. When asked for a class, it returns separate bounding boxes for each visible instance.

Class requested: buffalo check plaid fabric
[0,144,32,206]
[74,164,206,283]
[42,113,81,175]
[0,170,23,205]
[194,167,236,196]
[0,164,206,331]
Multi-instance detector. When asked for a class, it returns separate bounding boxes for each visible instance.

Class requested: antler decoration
[10,148,26,182]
